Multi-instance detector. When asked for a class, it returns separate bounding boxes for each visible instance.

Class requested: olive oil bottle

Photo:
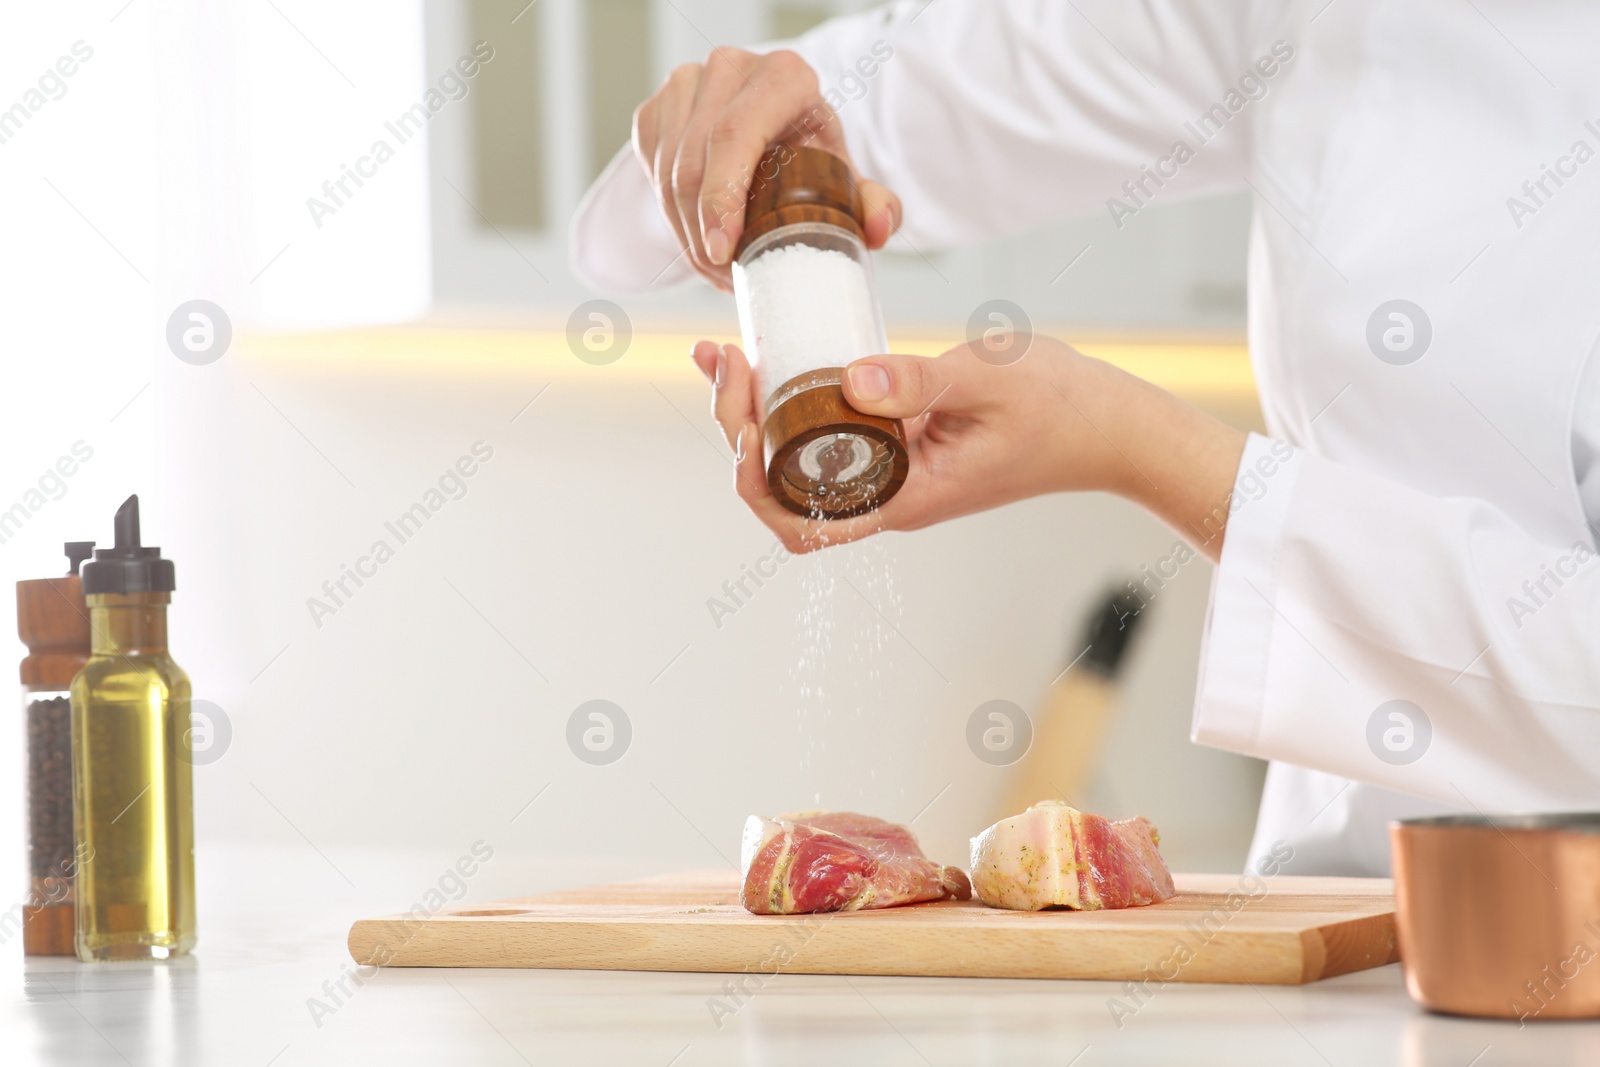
[71,495,195,960]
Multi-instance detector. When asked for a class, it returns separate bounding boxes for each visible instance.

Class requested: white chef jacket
[570,0,1600,876]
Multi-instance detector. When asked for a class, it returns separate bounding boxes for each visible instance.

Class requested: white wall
[398,0,1266,872]
[165,344,1264,878]
[0,0,1265,926]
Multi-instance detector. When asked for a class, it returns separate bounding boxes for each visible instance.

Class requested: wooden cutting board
[348,870,1398,985]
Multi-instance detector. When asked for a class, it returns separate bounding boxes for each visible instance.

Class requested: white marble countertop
[5,846,1595,1066]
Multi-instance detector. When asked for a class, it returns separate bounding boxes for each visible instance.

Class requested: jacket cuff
[567,145,691,294]
[1191,433,1303,756]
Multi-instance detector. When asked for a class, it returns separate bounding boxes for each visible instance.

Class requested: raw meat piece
[740,810,972,915]
[970,800,1176,911]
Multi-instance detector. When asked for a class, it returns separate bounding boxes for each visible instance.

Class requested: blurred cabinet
[586,0,653,183]
[469,0,546,228]
[770,3,829,37]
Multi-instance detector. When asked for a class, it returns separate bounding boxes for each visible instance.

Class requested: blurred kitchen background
[1,0,1263,911]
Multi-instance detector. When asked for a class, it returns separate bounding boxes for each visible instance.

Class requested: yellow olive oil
[71,496,195,961]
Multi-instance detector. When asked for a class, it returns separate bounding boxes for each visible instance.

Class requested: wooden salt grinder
[734,146,909,520]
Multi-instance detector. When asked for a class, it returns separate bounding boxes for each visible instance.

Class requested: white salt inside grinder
[736,241,885,407]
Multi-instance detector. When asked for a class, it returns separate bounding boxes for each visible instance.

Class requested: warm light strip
[239,327,1256,400]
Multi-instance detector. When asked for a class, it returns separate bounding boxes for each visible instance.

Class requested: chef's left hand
[690,336,1247,559]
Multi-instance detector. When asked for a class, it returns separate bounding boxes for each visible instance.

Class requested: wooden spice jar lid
[17,575,90,688]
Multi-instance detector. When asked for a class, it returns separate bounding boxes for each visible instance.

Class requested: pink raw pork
[740,810,972,915]
[970,800,1176,911]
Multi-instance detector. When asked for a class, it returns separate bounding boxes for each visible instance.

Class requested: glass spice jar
[732,146,909,519]
[16,541,96,955]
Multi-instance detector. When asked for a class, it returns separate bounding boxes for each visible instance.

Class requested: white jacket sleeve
[571,0,1269,291]
[1194,434,1600,811]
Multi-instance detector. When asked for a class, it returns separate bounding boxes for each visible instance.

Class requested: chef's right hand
[689,336,1249,563]
[630,47,902,291]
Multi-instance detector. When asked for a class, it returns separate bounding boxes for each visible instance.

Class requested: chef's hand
[632,47,901,291]
[691,337,1248,561]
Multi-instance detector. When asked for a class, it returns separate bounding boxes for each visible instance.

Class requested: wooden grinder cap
[18,575,90,689]
[734,146,866,260]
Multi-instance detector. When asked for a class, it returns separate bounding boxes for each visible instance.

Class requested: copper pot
[1393,813,1600,1020]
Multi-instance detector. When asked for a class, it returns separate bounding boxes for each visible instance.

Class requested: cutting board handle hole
[447,908,534,917]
